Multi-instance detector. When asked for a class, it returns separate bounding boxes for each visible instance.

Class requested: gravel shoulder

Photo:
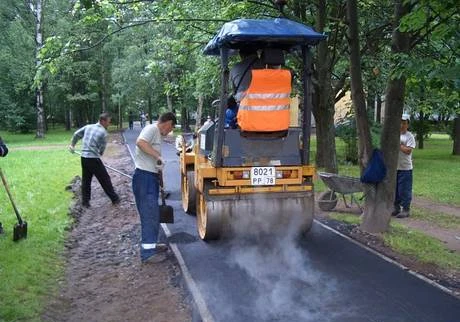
[43,133,191,322]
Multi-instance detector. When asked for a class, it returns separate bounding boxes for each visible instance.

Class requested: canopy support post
[213,47,229,167]
[302,45,312,165]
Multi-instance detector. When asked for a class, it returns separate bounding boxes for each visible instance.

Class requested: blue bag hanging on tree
[360,148,387,184]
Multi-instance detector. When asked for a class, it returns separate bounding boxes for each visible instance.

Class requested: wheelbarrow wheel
[318,190,338,211]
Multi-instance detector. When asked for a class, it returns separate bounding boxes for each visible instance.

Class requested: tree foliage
[0,0,457,161]
[0,1,35,132]
[346,0,459,233]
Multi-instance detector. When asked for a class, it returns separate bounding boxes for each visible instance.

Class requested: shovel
[0,168,28,241]
[159,170,174,224]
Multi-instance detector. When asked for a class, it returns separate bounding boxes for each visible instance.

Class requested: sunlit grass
[0,148,80,320]
[327,213,460,270]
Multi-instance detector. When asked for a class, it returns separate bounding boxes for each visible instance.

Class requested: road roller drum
[196,191,314,240]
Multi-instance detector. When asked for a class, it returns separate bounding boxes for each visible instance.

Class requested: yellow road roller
[179,17,326,240]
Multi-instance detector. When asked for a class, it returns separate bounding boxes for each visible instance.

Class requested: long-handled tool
[73,150,133,179]
[0,168,28,241]
[72,150,173,223]
[159,170,174,223]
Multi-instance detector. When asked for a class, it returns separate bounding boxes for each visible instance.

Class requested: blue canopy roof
[203,18,326,55]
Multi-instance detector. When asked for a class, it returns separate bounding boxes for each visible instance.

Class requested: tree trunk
[346,0,372,171]
[415,86,427,150]
[89,102,94,123]
[196,94,204,130]
[312,89,337,173]
[35,88,45,138]
[347,0,380,234]
[375,94,382,124]
[118,96,122,130]
[313,0,338,173]
[453,115,460,155]
[166,94,173,112]
[148,96,153,124]
[65,108,72,131]
[30,0,45,138]
[366,90,375,122]
[361,0,412,233]
[44,86,49,131]
[417,111,425,149]
[180,105,189,131]
[418,132,424,149]
[100,53,107,113]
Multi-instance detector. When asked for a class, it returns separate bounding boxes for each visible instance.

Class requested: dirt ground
[43,133,191,322]
[42,131,459,321]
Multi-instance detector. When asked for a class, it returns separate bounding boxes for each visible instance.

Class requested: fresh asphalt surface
[123,123,460,322]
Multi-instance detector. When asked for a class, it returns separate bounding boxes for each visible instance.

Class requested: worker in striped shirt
[69,112,120,208]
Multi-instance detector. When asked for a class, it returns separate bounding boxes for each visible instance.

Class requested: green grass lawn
[412,134,460,205]
[0,124,122,147]
[0,127,71,147]
[313,134,460,206]
[328,213,460,270]
[411,206,460,230]
[0,144,80,320]
[384,223,460,270]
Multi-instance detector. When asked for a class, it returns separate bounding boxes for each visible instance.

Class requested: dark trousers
[394,170,413,211]
[81,157,118,204]
[132,168,160,260]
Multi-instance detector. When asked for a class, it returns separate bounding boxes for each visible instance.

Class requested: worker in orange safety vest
[237,68,291,132]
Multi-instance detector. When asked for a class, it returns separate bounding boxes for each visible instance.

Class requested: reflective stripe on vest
[243,93,290,99]
[239,104,289,111]
[237,69,291,132]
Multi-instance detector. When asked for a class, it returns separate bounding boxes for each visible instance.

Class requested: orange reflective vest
[237,69,291,132]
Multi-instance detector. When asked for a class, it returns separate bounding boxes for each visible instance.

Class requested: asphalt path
[124,123,460,322]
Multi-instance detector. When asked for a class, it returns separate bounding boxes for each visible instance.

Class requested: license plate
[250,167,276,186]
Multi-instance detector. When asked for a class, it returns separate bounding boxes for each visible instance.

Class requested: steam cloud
[224,202,355,321]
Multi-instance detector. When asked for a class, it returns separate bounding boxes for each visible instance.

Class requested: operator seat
[261,48,285,67]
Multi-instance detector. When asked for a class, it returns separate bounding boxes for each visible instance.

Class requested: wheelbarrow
[317,172,363,211]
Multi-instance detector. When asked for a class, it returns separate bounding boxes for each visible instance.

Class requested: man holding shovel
[69,112,120,208]
[0,136,8,157]
[132,112,176,263]
[0,136,8,234]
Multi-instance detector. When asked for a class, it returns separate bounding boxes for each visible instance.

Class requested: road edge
[123,133,214,322]
[314,219,458,298]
